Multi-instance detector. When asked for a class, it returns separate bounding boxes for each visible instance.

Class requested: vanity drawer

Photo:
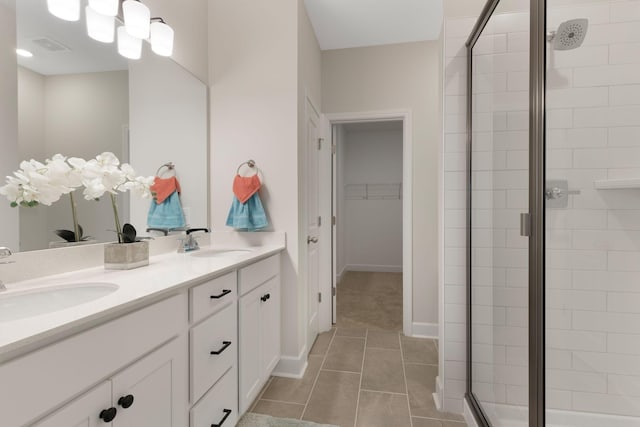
[190,271,237,324]
[190,366,238,427]
[190,301,237,403]
[238,254,280,296]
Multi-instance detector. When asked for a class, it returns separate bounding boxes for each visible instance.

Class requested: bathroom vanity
[0,235,284,427]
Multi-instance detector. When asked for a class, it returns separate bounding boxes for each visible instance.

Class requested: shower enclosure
[465,0,640,425]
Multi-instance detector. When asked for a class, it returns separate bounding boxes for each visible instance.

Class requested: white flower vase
[104,241,149,270]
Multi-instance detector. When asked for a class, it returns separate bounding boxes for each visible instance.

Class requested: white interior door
[306,98,320,353]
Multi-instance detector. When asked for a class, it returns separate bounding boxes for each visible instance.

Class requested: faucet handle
[0,247,12,258]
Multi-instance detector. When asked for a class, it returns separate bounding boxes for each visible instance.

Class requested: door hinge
[332,287,336,296]
[318,216,322,227]
[318,137,324,150]
[318,292,322,303]
[332,216,336,226]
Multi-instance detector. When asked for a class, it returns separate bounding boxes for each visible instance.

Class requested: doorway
[321,111,413,336]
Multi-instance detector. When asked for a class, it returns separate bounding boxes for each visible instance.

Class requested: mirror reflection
[2,0,208,252]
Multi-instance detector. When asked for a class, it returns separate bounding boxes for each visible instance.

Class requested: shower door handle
[520,213,531,237]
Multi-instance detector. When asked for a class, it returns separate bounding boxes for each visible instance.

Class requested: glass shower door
[468,1,530,425]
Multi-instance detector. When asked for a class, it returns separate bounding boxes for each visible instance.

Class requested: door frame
[321,110,413,337]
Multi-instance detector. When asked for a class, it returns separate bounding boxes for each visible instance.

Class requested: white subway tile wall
[442,0,640,420]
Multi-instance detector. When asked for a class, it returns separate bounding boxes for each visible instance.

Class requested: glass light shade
[47,0,80,21]
[122,0,150,39]
[88,0,119,17]
[150,21,174,57]
[86,6,115,43]
[117,26,142,60]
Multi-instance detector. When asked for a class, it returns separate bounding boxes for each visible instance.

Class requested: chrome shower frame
[464,0,547,425]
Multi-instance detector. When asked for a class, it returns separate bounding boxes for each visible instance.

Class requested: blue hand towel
[226,192,268,231]
[147,191,186,229]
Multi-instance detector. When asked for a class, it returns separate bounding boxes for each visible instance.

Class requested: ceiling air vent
[30,37,71,52]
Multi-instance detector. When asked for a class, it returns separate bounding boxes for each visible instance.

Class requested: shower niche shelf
[594,178,640,190]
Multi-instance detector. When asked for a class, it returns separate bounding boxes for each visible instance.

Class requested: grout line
[353,328,368,427]
[320,368,363,374]
[412,415,467,423]
[249,376,274,412]
[359,388,408,396]
[301,328,337,420]
[399,331,414,427]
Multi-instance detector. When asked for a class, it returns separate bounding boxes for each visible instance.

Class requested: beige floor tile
[322,336,365,373]
[412,417,467,427]
[356,391,411,427]
[367,330,401,349]
[261,356,323,404]
[401,336,438,364]
[310,329,336,356]
[404,363,441,418]
[335,327,367,338]
[361,347,406,393]
[251,400,305,419]
[302,370,360,427]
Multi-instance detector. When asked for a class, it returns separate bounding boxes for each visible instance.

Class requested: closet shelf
[594,178,640,190]
[345,183,402,200]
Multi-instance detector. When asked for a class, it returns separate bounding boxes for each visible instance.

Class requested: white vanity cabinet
[238,255,281,414]
[34,336,187,427]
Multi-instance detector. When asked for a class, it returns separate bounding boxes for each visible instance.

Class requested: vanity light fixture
[86,6,115,43]
[47,0,80,21]
[16,49,34,58]
[88,0,119,17]
[150,18,174,57]
[117,26,142,60]
[122,0,150,39]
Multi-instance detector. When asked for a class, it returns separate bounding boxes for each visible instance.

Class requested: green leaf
[10,202,17,208]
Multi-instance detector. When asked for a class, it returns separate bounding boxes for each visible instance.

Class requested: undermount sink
[0,282,119,322]
[189,248,253,258]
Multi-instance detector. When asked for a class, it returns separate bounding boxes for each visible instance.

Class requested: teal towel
[226,192,268,231]
[147,191,186,229]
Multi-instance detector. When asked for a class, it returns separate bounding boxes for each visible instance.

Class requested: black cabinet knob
[118,394,135,409]
[260,293,271,302]
[99,407,117,422]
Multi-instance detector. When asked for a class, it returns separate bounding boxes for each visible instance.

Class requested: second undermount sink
[0,282,119,322]
[189,248,253,258]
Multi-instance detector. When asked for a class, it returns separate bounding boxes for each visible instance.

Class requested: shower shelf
[594,178,640,190]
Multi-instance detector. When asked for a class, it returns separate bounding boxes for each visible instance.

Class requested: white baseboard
[345,264,402,273]
[433,375,444,411]
[464,397,480,427]
[272,346,308,379]
[411,322,438,339]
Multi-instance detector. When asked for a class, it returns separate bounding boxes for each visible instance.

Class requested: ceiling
[17,0,127,75]
[304,0,444,51]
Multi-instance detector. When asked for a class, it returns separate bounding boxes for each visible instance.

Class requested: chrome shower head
[547,18,589,50]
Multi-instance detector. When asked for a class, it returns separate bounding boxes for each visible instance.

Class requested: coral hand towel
[233,175,261,204]
[151,176,181,204]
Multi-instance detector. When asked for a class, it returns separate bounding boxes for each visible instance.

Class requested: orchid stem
[110,193,122,244]
[70,192,80,242]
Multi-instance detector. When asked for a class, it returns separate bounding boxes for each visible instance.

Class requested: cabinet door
[260,276,280,377]
[111,336,188,427]
[32,381,112,427]
[238,284,262,414]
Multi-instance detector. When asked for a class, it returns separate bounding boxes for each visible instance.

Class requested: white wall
[209,0,316,369]
[0,1,19,250]
[322,41,441,327]
[129,47,208,233]
[341,127,403,271]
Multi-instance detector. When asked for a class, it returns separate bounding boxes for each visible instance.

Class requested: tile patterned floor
[249,272,467,427]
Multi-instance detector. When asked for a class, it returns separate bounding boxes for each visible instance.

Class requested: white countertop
[0,241,285,363]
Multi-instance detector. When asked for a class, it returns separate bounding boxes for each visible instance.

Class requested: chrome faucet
[178,228,209,253]
[0,247,13,291]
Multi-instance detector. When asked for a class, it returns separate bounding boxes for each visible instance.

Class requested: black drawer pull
[260,293,271,302]
[211,408,232,427]
[210,289,231,299]
[210,341,232,355]
[118,394,134,409]
[99,407,117,422]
